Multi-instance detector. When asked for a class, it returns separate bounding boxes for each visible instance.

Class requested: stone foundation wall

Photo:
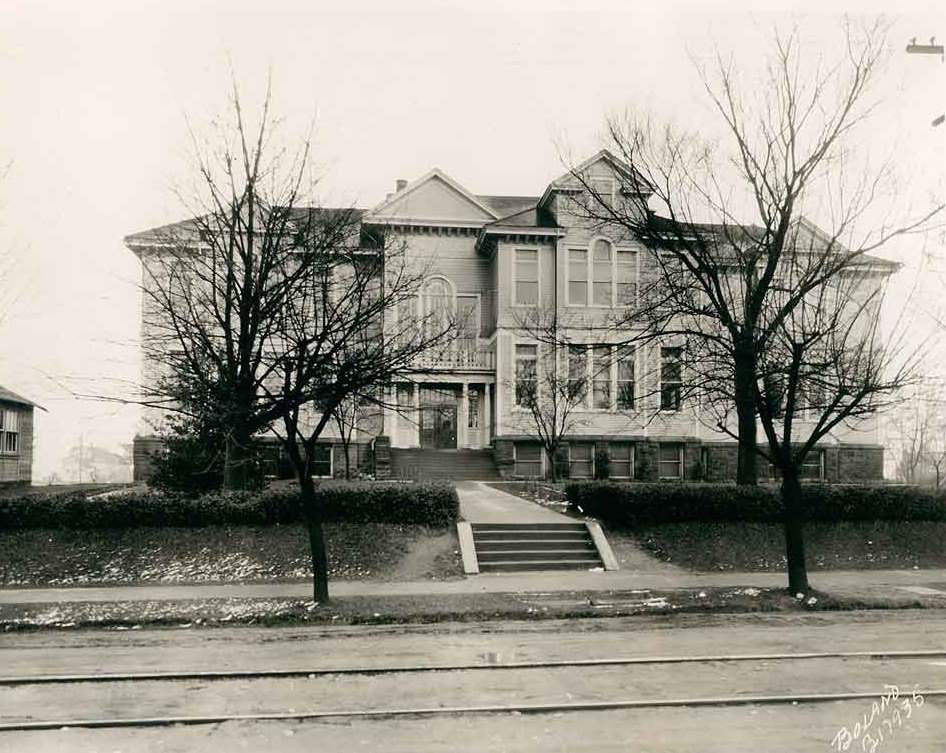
[490,436,885,483]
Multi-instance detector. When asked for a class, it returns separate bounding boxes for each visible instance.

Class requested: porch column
[412,382,421,448]
[460,382,469,448]
[484,382,492,441]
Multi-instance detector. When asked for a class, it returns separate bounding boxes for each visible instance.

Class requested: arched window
[423,277,454,337]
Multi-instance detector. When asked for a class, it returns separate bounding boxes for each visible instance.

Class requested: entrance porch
[388,381,494,450]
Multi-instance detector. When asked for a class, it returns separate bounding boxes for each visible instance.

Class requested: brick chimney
[396,179,408,192]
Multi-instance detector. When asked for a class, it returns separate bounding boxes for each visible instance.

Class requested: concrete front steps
[390,449,500,481]
[458,522,619,574]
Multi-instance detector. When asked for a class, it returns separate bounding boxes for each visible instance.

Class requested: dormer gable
[366,169,499,228]
[539,149,653,209]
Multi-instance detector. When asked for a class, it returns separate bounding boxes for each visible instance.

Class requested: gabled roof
[539,149,654,208]
[0,385,44,410]
[366,168,499,226]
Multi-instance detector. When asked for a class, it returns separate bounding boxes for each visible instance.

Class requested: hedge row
[0,482,459,530]
[565,482,946,528]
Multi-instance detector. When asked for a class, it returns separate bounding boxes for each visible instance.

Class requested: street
[1,610,944,751]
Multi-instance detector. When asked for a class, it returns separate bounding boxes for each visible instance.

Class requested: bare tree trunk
[223,430,252,490]
[298,470,330,603]
[546,446,558,482]
[780,467,809,594]
[734,348,759,486]
[342,439,352,479]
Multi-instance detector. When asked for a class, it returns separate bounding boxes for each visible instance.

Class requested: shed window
[0,410,18,454]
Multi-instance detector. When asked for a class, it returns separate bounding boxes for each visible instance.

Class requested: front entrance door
[420,406,457,449]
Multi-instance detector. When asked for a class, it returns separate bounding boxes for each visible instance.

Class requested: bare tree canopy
[563,18,942,593]
[572,19,942,488]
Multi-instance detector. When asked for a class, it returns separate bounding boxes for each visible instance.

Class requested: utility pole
[906,37,945,127]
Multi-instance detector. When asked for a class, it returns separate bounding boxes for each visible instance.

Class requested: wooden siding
[0,402,33,484]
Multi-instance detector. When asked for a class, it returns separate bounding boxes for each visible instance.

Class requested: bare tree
[892,379,946,486]
[331,397,363,480]
[263,235,457,602]
[505,309,620,481]
[720,262,915,593]
[136,79,459,601]
[576,19,943,484]
[134,78,357,489]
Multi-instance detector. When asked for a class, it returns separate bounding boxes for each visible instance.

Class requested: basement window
[514,443,542,478]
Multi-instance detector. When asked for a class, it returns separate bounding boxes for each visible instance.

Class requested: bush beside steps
[566,482,946,527]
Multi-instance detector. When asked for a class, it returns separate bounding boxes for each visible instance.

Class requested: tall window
[591,346,611,409]
[658,443,684,479]
[515,249,538,305]
[592,240,612,305]
[568,248,588,305]
[616,248,637,306]
[567,345,587,403]
[423,278,453,339]
[0,409,18,454]
[310,444,332,478]
[660,346,683,411]
[456,295,479,349]
[468,390,480,429]
[515,344,538,407]
[616,349,635,410]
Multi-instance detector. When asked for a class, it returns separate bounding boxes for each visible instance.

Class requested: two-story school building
[128,151,890,482]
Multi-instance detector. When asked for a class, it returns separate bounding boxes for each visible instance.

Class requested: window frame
[513,248,540,306]
[657,442,684,480]
[456,293,481,346]
[514,342,539,409]
[566,237,639,308]
[616,347,636,411]
[609,442,635,479]
[800,449,826,480]
[310,443,333,479]
[513,442,543,477]
[568,443,595,479]
[0,409,19,456]
[659,345,684,412]
[590,345,611,410]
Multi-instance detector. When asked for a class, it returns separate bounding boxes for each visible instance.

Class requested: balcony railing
[413,343,495,371]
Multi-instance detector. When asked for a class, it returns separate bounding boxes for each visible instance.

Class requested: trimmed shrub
[565,482,946,528]
[0,482,459,530]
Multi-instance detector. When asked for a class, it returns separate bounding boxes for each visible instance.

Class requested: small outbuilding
[0,385,39,488]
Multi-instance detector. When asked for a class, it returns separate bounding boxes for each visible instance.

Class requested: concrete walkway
[0,569,943,605]
[457,481,574,523]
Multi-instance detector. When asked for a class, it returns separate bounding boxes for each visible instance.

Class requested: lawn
[614,520,946,572]
[0,523,462,588]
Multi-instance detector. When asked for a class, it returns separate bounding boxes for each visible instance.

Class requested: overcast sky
[0,0,942,482]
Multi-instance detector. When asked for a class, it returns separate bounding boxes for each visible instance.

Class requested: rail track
[2,649,944,732]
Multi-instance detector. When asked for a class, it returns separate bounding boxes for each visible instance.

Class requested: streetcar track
[1,648,942,686]
[1,690,945,732]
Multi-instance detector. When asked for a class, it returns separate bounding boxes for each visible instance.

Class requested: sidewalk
[1,568,943,606]
[456,481,573,524]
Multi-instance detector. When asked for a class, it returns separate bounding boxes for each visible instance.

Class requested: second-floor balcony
[413,340,495,372]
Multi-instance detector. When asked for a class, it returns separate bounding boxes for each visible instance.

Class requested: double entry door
[419,405,457,449]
